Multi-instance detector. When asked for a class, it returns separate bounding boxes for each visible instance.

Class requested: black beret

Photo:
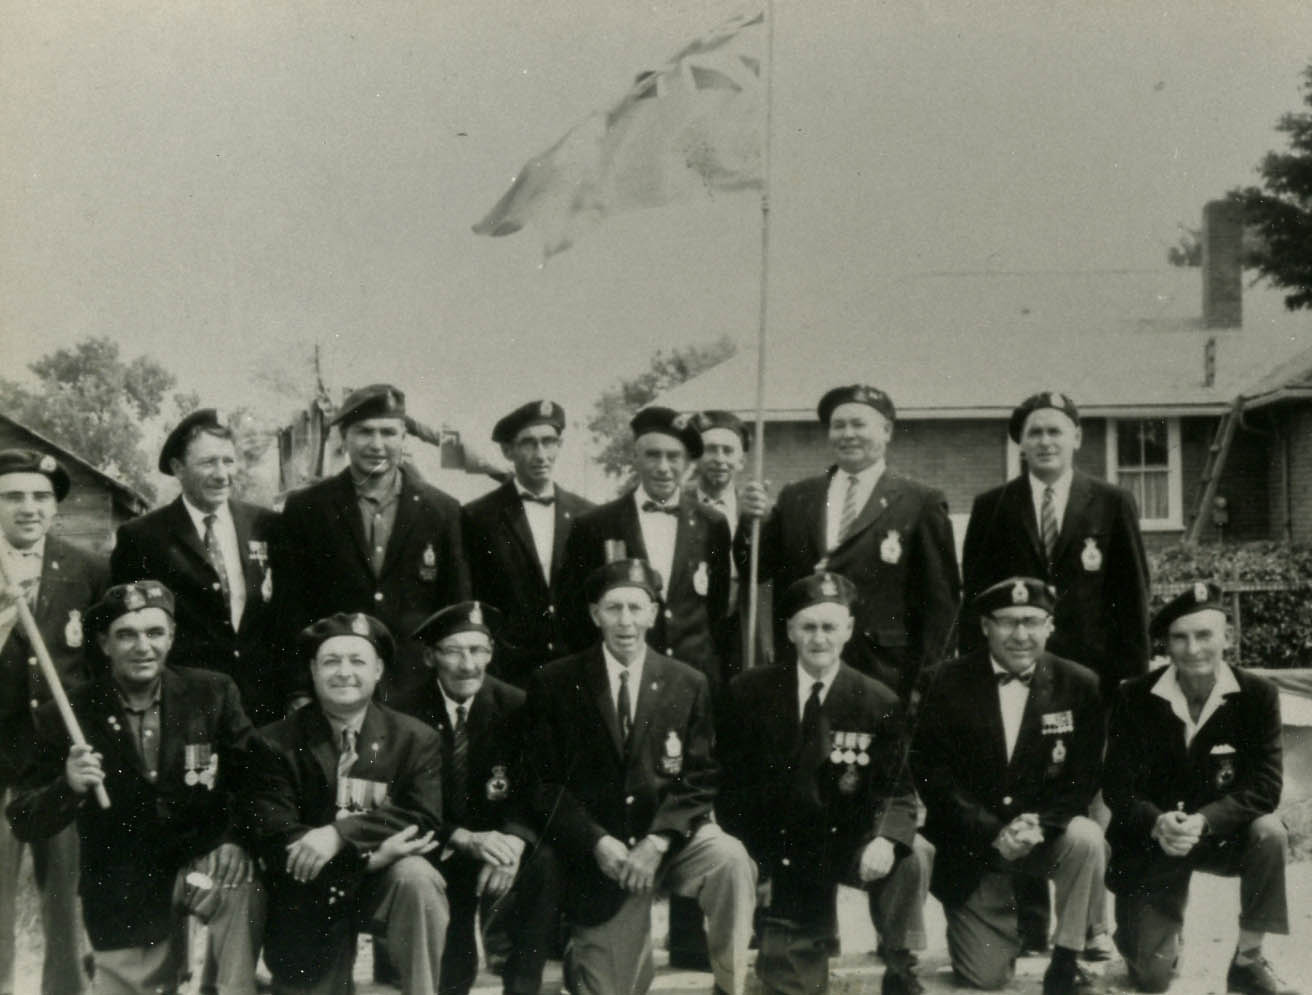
[158,409,231,475]
[629,407,704,459]
[974,577,1057,616]
[696,410,750,452]
[412,600,503,644]
[88,581,175,633]
[779,571,858,621]
[331,384,406,429]
[584,558,664,604]
[492,400,566,445]
[297,612,395,664]
[0,449,71,501]
[1150,581,1228,639]
[816,385,896,425]
[1008,391,1080,443]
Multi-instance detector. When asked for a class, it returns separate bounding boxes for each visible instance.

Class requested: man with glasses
[913,578,1105,995]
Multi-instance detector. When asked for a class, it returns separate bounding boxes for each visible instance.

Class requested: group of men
[0,380,1298,995]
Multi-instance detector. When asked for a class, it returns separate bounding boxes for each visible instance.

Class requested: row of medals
[337,778,389,820]
[183,744,218,788]
[829,731,872,767]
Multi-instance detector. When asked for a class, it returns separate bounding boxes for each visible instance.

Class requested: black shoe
[1227,954,1300,995]
[668,949,712,972]
[1043,953,1099,995]
[881,950,924,995]
[1021,933,1052,957]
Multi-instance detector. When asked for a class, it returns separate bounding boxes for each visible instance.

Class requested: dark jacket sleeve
[1198,681,1283,837]
[6,700,84,842]
[1039,676,1104,835]
[1104,489,1151,684]
[648,674,718,839]
[906,488,961,674]
[523,674,609,856]
[558,519,600,653]
[912,680,1005,849]
[870,698,919,849]
[1103,685,1163,842]
[958,492,991,655]
[269,494,314,702]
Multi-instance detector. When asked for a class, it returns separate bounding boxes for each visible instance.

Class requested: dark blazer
[411,673,534,841]
[719,663,916,923]
[736,468,960,696]
[7,668,254,949]
[243,701,445,982]
[0,535,106,787]
[274,467,471,714]
[111,497,282,724]
[461,481,594,686]
[1104,665,1282,892]
[912,650,1103,905]
[960,471,1150,692]
[560,492,731,687]
[523,646,717,925]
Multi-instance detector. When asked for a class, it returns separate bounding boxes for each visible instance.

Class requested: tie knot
[619,669,629,685]
[204,513,217,527]
[1044,485,1055,498]
[810,680,824,698]
[341,728,356,753]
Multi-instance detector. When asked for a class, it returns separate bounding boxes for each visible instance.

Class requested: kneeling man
[720,572,930,995]
[1105,583,1296,995]
[913,578,1104,995]
[523,559,756,995]
[244,613,448,995]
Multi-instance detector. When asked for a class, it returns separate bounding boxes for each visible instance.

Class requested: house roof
[656,268,1312,420]
[0,414,149,512]
[1242,341,1312,409]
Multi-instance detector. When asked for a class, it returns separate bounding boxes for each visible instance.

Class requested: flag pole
[744,0,776,672]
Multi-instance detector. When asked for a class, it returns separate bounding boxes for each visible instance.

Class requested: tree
[1229,64,1312,310]
[0,337,180,501]
[587,335,738,480]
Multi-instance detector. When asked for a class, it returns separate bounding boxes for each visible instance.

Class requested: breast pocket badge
[692,561,709,597]
[183,743,219,790]
[486,765,511,801]
[1211,744,1237,789]
[658,730,683,776]
[336,777,390,820]
[1081,538,1102,572]
[64,610,83,649]
[880,529,902,565]
[419,543,438,582]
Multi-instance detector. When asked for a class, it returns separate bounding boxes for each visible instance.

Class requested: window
[1106,417,1182,529]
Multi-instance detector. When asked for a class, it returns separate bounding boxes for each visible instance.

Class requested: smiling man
[1105,584,1295,995]
[6,581,261,995]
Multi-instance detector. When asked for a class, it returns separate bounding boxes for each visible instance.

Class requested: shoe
[1021,930,1051,957]
[1227,953,1300,995]
[881,950,925,995]
[1043,954,1099,995]
[668,949,712,972]
[1083,931,1115,962]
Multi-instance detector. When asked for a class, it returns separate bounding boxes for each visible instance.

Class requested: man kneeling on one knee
[243,613,448,995]
[913,578,1105,995]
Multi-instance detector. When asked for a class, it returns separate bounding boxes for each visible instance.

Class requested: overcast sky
[4,0,1312,484]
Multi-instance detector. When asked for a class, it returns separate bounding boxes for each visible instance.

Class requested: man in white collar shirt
[0,449,105,995]
[462,400,594,688]
[1105,584,1295,995]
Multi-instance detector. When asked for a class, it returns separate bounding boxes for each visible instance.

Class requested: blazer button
[625,795,635,805]
[29,698,39,710]
[781,857,791,867]
[28,657,37,667]
[374,592,384,602]
[628,837,637,846]
[233,650,240,658]
[1002,796,1012,806]
[547,642,554,652]
[664,609,673,619]
[212,582,222,591]
[547,605,555,615]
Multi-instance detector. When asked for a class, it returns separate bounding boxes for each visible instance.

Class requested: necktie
[641,500,679,516]
[337,727,358,782]
[617,670,633,748]
[996,669,1035,687]
[1040,485,1058,561]
[836,474,860,545]
[801,680,824,743]
[451,703,469,818]
[202,514,232,610]
[521,493,555,506]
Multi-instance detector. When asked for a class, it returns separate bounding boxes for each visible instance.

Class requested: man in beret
[523,559,756,995]
[462,400,594,688]
[111,409,282,724]
[6,582,261,995]
[739,385,959,699]
[243,612,449,995]
[0,449,105,995]
[1104,584,1295,995]
[274,384,470,715]
[720,572,930,995]
[913,578,1105,995]
[411,602,561,995]
[959,390,1149,956]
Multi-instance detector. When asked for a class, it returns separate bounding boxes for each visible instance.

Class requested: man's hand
[455,830,524,868]
[993,814,1042,862]
[593,835,630,882]
[1152,811,1203,857]
[64,744,104,796]
[477,861,519,900]
[858,837,896,883]
[738,481,772,520]
[206,842,253,888]
[618,836,665,894]
[367,825,438,871]
[285,825,345,883]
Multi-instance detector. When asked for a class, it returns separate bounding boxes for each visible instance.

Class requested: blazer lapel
[91,680,146,780]
[1050,472,1092,567]
[354,704,389,777]
[380,472,421,579]
[158,669,189,789]
[970,655,1010,774]
[835,472,898,552]
[617,496,649,562]
[165,497,213,574]
[328,472,373,573]
[628,655,665,761]
[800,474,830,563]
[1010,656,1054,771]
[1008,477,1045,564]
[305,707,341,788]
[549,496,575,587]
[500,488,547,586]
[585,650,625,759]
[664,500,702,601]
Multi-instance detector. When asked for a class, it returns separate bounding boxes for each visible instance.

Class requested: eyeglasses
[985,616,1050,635]
[434,645,493,662]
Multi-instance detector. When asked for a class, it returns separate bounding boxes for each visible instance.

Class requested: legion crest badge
[125,587,146,611]
[38,455,57,473]
[351,614,370,637]
[837,764,861,795]
[1011,581,1029,605]
[1051,738,1066,764]
[538,400,553,417]
[64,610,82,649]
[820,575,838,598]
[486,765,510,801]
[1081,538,1102,572]
[692,562,709,597]
[1194,582,1210,603]
[658,730,684,776]
[419,543,437,582]
[880,530,902,565]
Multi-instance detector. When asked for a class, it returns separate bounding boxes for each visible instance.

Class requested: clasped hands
[993,812,1045,861]
[452,829,526,899]
[1152,809,1207,857]
[595,834,666,894]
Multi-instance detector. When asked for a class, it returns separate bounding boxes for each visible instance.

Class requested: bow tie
[995,669,1034,687]
[641,500,680,516]
[520,493,555,506]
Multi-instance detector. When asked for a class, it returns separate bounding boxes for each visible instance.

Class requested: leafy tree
[587,335,737,480]
[1229,64,1312,310]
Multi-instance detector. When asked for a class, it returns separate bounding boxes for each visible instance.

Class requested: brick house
[657,203,1312,553]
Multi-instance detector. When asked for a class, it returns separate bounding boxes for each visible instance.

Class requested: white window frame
[1104,416,1183,531]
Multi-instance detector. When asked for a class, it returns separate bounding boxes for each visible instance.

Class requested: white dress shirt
[824,460,885,552]
[440,684,477,729]
[182,497,246,628]
[516,482,557,581]
[603,643,647,727]
[1028,469,1073,537]
[0,535,44,649]
[795,663,839,717]
[634,487,679,595]
[992,657,1035,762]
[1150,662,1242,748]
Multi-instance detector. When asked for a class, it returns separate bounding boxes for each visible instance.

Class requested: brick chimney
[1202,199,1243,328]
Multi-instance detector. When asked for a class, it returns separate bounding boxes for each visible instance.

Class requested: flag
[473,10,764,258]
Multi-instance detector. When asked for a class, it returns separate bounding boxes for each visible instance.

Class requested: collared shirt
[824,460,885,552]
[0,534,44,649]
[352,467,402,575]
[182,497,247,628]
[439,683,478,731]
[517,481,557,581]
[1150,661,1242,748]
[117,681,163,782]
[1028,469,1073,539]
[602,643,646,729]
[795,662,839,718]
[634,487,679,595]
[992,657,1035,762]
